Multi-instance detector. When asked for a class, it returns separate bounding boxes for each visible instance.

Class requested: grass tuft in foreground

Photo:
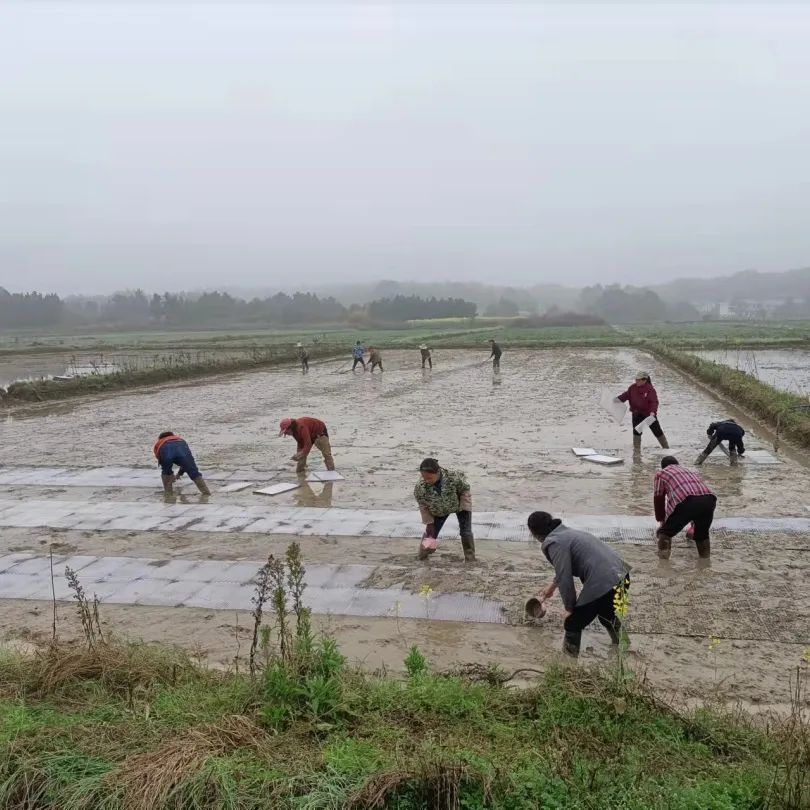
[0,545,807,809]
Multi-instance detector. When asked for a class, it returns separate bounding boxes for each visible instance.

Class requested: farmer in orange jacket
[279,417,336,474]
[153,432,211,495]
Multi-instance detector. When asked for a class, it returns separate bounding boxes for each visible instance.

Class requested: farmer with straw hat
[419,344,432,369]
[279,417,335,475]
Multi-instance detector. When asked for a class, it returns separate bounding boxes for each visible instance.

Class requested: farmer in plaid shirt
[654,456,716,559]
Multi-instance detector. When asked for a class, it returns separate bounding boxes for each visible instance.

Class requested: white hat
[296,342,303,347]
[419,344,428,350]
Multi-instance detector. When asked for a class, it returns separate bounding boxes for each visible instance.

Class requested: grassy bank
[1,547,807,810]
[650,343,810,449]
[0,343,348,405]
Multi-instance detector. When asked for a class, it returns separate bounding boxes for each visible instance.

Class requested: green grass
[624,319,810,348]
[0,640,804,810]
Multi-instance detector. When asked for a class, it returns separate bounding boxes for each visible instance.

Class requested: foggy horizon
[2,2,810,297]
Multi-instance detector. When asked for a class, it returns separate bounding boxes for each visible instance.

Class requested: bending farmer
[414,457,475,562]
[153,432,211,495]
[420,345,432,369]
[528,511,630,659]
[279,417,336,474]
[368,347,383,373]
[617,372,669,449]
[654,456,716,559]
[351,341,366,372]
[696,419,745,465]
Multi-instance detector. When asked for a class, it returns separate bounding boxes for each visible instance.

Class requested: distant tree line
[0,288,480,329]
[367,295,477,322]
[579,284,700,323]
[0,287,63,327]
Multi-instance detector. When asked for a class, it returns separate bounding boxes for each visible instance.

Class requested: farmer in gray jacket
[527,511,631,658]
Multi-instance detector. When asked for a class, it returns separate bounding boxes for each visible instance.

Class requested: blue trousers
[158,440,201,480]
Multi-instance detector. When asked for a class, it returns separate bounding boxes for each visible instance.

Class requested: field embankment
[649,343,810,449]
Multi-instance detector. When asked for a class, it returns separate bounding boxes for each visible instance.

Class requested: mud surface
[698,348,810,396]
[1,525,807,711]
[2,348,809,516]
[2,348,809,713]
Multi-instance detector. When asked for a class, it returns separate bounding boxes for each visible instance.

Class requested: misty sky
[1,2,810,296]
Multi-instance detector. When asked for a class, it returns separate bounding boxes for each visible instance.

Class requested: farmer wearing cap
[279,417,335,474]
[153,431,211,495]
[527,511,630,658]
[413,458,475,562]
[420,345,432,369]
[297,343,309,374]
[487,339,502,371]
[616,372,669,449]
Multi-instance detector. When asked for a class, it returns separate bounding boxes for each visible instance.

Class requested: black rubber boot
[694,452,708,465]
[161,474,175,494]
[657,433,670,449]
[599,616,621,645]
[695,538,711,558]
[563,631,581,658]
[461,536,476,562]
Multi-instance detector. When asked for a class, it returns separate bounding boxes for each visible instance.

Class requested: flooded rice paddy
[1,347,809,711]
[697,347,810,396]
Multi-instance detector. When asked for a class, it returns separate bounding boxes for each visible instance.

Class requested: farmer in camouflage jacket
[413,458,475,562]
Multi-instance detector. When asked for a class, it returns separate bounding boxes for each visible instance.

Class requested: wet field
[698,347,810,396]
[1,348,809,712]
[2,348,808,515]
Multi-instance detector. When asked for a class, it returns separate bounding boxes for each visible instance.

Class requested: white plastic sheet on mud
[0,553,507,624]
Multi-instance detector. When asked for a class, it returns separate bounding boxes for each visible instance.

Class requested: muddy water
[697,348,810,397]
[2,348,809,516]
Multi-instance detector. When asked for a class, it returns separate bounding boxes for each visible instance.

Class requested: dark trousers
[370,361,383,372]
[352,358,366,371]
[159,441,201,480]
[433,511,473,541]
[703,434,744,457]
[421,356,432,369]
[661,494,717,541]
[492,357,500,371]
[563,578,630,656]
[301,358,309,373]
[632,411,664,438]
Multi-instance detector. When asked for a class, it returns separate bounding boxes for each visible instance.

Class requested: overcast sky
[1,2,809,296]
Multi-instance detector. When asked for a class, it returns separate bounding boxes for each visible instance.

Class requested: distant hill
[652,267,810,303]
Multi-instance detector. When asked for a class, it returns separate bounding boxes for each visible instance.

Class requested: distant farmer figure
[696,419,745,465]
[279,417,335,474]
[420,344,432,369]
[487,339,502,371]
[153,432,211,495]
[368,347,384,373]
[528,511,631,659]
[654,456,716,559]
[351,341,366,372]
[414,458,475,562]
[616,372,669,449]
[297,343,309,374]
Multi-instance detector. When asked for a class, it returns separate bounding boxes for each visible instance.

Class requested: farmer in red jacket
[616,372,669,449]
[279,417,336,474]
